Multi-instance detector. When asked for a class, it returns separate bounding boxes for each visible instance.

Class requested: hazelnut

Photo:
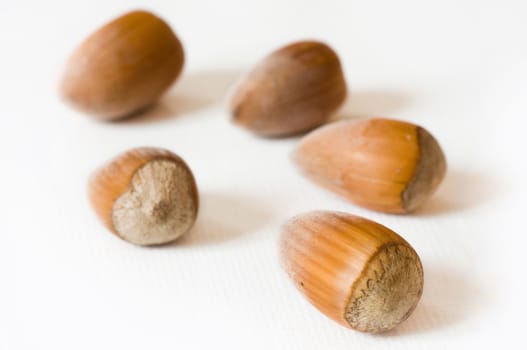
[230,40,347,137]
[280,211,424,333]
[294,118,447,213]
[61,10,184,120]
[88,147,198,246]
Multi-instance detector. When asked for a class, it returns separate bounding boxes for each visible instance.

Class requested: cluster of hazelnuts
[61,10,447,334]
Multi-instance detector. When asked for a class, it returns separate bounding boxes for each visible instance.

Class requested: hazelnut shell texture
[294,118,446,213]
[61,10,185,120]
[280,211,424,333]
[88,147,198,246]
[230,40,347,137]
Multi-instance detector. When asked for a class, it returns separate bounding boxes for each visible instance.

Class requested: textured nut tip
[230,40,347,137]
[402,127,447,212]
[279,211,424,333]
[344,243,423,332]
[61,10,185,120]
[293,118,446,214]
[88,147,198,246]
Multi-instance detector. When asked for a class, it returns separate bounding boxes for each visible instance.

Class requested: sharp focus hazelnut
[280,211,424,333]
[61,10,185,120]
[88,147,198,246]
[230,40,347,137]
[294,118,447,213]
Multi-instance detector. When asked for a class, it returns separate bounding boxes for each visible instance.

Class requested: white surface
[1,0,526,349]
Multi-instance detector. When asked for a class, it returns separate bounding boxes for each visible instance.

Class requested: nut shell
[88,147,198,246]
[61,10,185,120]
[294,118,447,213]
[280,211,424,333]
[230,40,347,137]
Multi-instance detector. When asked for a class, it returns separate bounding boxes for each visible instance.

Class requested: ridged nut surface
[230,40,347,137]
[61,10,185,120]
[294,118,446,213]
[280,211,424,333]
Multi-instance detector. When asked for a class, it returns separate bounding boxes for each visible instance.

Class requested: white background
[1,0,526,349]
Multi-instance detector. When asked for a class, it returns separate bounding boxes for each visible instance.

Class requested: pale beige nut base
[112,159,197,245]
[344,244,424,333]
[402,127,447,212]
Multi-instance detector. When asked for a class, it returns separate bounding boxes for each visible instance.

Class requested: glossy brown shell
[61,10,185,120]
[230,41,347,137]
[280,211,424,333]
[294,118,446,213]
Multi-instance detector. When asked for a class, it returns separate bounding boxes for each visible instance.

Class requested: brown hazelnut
[294,118,447,213]
[61,10,184,120]
[280,210,424,333]
[230,40,347,137]
[88,147,198,246]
